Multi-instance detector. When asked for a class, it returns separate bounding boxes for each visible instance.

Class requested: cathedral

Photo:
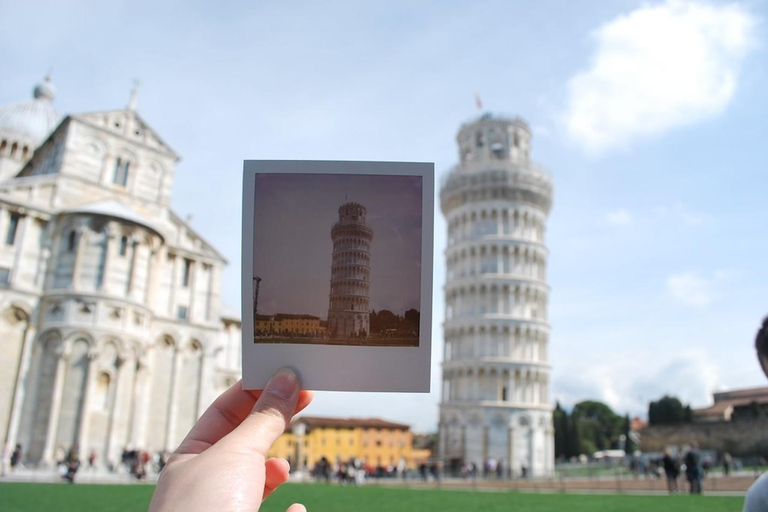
[0,76,242,468]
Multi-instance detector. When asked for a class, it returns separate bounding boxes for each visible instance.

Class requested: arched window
[67,231,76,252]
[113,157,130,187]
[95,373,111,409]
[10,142,18,157]
[119,236,128,257]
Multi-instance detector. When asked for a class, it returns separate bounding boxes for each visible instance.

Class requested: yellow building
[274,314,323,335]
[255,314,274,334]
[268,416,423,470]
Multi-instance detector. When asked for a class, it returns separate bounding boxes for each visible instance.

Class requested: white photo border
[242,160,434,392]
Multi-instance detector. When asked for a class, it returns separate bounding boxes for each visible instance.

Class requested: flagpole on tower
[475,94,483,113]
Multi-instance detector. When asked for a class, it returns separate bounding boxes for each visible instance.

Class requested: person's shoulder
[744,472,768,512]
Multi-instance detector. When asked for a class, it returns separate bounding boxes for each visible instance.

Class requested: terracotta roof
[290,416,410,431]
[630,417,648,431]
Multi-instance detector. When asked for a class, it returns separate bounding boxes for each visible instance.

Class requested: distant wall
[641,418,768,457]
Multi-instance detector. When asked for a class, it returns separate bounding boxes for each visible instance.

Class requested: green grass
[0,482,744,512]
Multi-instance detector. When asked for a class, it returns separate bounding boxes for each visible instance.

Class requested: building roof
[290,416,411,431]
[62,200,164,239]
[630,417,648,431]
[713,386,768,403]
[0,75,61,145]
[693,386,768,419]
[274,313,320,321]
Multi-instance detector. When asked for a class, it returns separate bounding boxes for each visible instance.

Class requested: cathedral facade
[0,77,242,467]
[438,113,554,477]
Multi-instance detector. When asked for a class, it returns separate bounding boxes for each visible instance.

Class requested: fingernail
[266,368,298,399]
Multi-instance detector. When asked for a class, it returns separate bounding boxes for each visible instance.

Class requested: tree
[554,403,567,459]
[648,395,689,425]
[370,309,398,333]
[568,416,582,457]
[572,400,623,452]
[404,308,420,331]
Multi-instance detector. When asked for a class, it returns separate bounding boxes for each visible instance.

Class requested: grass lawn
[1,482,744,512]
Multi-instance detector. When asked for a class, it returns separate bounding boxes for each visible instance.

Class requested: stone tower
[438,113,554,477]
[327,201,373,338]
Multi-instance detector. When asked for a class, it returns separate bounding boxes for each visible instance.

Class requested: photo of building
[327,201,373,338]
[252,172,422,347]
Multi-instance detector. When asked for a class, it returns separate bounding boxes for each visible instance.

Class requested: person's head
[756,317,768,378]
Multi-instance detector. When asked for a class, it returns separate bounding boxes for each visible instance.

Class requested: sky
[252,172,422,318]
[1,0,767,432]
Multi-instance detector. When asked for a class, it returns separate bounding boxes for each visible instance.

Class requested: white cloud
[553,349,721,416]
[605,208,633,226]
[666,271,720,306]
[564,0,757,154]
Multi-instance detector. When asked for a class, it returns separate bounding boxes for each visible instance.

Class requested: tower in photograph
[439,113,554,477]
[327,201,373,338]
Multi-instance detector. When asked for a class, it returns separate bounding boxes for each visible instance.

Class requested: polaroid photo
[241,161,434,392]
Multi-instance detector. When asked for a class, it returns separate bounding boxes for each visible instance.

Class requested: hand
[148,368,314,512]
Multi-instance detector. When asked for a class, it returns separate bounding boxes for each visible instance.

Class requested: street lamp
[253,276,262,318]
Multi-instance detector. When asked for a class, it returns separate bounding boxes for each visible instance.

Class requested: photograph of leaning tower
[439,114,554,477]
[251,171,422,347]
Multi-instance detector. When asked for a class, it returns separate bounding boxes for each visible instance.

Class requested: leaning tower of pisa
[327,201,373,338]
[438,113,554,477]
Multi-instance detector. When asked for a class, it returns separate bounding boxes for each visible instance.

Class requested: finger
[175,381,262,456]
[296,390,314,414]
[286,504,307,512]
[263,457,291,500]
[221,368,301,455]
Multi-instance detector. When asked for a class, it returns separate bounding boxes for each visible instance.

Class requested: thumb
[222,368,301,455]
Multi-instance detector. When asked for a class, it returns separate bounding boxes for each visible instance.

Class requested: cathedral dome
[0,75,61,146]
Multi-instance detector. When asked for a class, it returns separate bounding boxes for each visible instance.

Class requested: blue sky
[2,0,766,432]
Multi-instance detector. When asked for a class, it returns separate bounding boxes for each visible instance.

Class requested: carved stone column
[188,260,197,322]
[77,350,99,451]
[42,349,69,465]
[165,348,184,450]
[507,426,515,477]
[100,226,116,293]
[71,225,87,289]
[126,238,140,298]
[5,325,37,449]
[105,355,126,464]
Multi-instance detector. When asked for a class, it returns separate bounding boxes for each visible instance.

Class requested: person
[743,317,768,512]
[662,448,679,493]
[148,368,313,512]
[684,443,702,494]
[63,445,80,483]
[10,444,21,470]
[724,453,732,477]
